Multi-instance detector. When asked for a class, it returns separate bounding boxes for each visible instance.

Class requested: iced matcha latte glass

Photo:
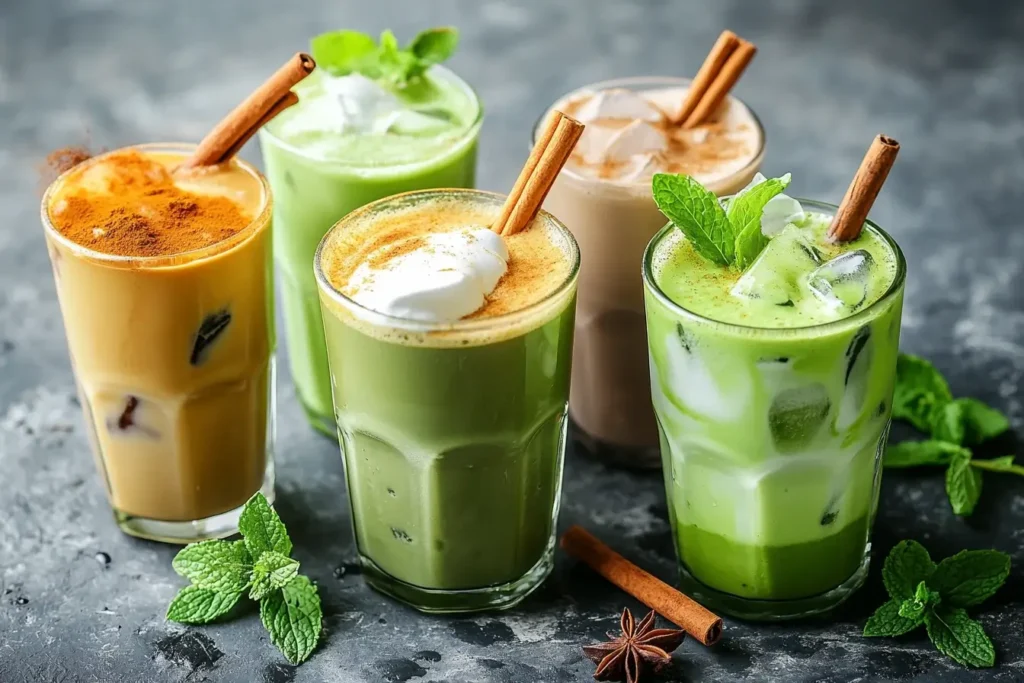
[643,176,906,619]
[315,189,579,612]
[42,144,274,543]
[260,45,482,437]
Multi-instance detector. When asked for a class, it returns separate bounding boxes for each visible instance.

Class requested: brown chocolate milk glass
[538,77,765,468]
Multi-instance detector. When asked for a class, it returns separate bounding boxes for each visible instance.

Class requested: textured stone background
[2,0,1023,681]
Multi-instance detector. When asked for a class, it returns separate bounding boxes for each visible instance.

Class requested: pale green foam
[264,66,480,167]
[652,212,898,328]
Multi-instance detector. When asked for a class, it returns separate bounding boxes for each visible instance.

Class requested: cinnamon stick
[684,38,757,128]
[180,53,315,169]
[496,111,584,237]
[561,525,723,647]
[827,135,900,242]
[673,30,740,125]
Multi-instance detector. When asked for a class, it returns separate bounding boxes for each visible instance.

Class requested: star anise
[582,608,686,683]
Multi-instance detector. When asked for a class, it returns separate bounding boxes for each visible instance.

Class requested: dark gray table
[2,1,1022,681]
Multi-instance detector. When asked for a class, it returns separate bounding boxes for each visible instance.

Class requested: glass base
[573,424,660,470]
[677,548,871,621]
[300,398,338,441]
[360,541,555,614]
[113,479,275,544]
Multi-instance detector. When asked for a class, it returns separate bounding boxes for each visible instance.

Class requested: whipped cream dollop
[733,173,805,236]
[346,228,509,322]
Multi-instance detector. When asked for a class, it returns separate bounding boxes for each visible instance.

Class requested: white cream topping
[345,228,509,322]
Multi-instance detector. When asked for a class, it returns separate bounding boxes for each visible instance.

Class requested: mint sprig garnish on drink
[884,352,1016,515]
[166,493,323,665]
[311,27,459,87]
[864,540,1010,668]
[652,172,795,270]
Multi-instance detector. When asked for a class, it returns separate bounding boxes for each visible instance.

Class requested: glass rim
[257,64,484,173]
[40,142,272,266]
[641,198,908,336]
[531,75,766,188]
[314,188,581,334]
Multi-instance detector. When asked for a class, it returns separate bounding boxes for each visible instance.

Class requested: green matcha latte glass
[315,189,579,612]
[260,65,482,436]
[643,199,906,620]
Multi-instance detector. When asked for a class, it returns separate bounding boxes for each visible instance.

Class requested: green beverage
[260,28,482,435]
[315,189,579,612]
[643,172,906,619]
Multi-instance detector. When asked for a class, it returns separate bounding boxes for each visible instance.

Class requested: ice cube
[573,125,618,164]
[603,120,669,163]
[768,384,831,452]
[324,73,405,134]
[731,225,823,306]
[574,89,666,123]
[808,250,875,312]
[388,109,454,136]
[836,326,874,431]
[734,173,805,236]
[617,152,666,182]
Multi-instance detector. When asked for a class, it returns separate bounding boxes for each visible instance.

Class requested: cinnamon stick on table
[180,52,316,169]
[827,135,900,242]
[561,525,723,647]
[495,110,584,237]
[673,30,757,128]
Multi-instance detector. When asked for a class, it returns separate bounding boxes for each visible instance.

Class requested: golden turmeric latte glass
[41,143,275,543]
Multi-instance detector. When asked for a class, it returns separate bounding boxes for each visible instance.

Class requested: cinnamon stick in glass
[683,37,757,128]
[827,135,900,242]
[495,111,584,237]
[180,53,315,169]
[673,30,740,125]
[561,525,723,647]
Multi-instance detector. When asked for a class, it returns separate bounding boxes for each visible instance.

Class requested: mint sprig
[166,493,322,665]
[865,540,1009,668]
[311,27,459,87]
[653,172,793,270]
[884,352,1015,515]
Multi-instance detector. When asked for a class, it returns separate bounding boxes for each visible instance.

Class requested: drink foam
[318,192,578,347]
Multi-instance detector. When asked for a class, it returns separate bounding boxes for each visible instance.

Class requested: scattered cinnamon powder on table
[48,150,252,258]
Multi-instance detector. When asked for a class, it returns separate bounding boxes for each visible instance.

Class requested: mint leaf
[653,174,734,266]
[166,586,242,625]
[970,455,1021,474]
[730,174,791,270]
[171,540,252,593]
[932,400,968,445]
[310,30,377,76]
[884,440,968,469]
[892,353,953,432]
[955,398,1010,445]
[251,551,301,600]
[929,549,1010,607]
[882,540,936,600]
[408,27,458,67]
[863,599,924,637]
[946,450,983,516]
[260,576,322,665]
[898,581,942,620]
[239,493,292,559]
[925,607,995,668]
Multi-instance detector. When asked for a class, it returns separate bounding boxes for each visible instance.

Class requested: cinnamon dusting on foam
[559,87,759,184]
[323,197,571,322]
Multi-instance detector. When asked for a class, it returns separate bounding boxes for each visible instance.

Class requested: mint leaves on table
[864,540,1010,668]
[311,27,459,87]
[884,353,1015,515]
[166,493,322,665]
[652,172,791,270]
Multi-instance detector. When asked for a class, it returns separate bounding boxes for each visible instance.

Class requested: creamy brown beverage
[42,145,274,542]
[540,77,764,467]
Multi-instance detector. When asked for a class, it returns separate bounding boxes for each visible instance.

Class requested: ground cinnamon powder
[48,150,252,257]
